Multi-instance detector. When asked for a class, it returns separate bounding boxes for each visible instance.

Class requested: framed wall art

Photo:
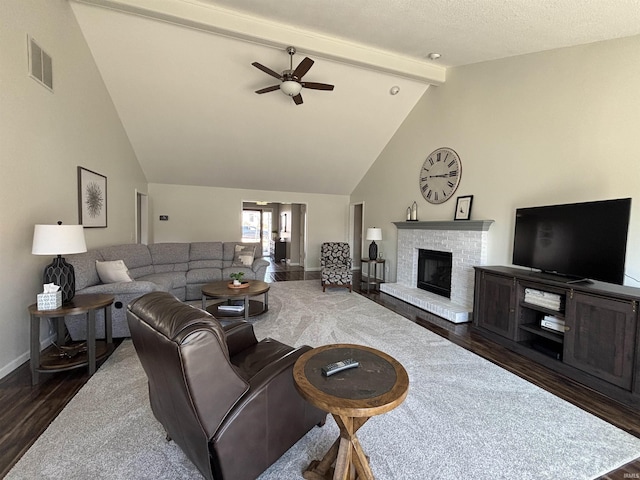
[454,195,473,221]
[78,167,107,227]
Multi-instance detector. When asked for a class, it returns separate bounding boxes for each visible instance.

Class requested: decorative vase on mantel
[410,201,418,221]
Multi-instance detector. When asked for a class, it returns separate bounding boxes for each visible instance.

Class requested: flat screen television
[512,198,631,285]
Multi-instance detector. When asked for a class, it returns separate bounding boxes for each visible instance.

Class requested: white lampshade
[366,228,382,241]
[32,224,87,255]
[280,80,302,97]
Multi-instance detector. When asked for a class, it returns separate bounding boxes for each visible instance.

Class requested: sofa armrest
[250,258,269,282]
[224,322,258,356]
[245,345,310,389]
[212,343,325,480]
[251,258,269,271]
[214,343,321,439]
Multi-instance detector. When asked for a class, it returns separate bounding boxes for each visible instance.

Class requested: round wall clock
[419,147,462,204]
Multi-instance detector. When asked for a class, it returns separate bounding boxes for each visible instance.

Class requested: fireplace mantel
[393,220,494,231]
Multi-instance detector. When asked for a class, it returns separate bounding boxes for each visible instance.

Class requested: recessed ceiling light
[389,86,400,95]
[428,53,441,60]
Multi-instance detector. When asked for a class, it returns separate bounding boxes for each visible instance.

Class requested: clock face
[419,147,462,204]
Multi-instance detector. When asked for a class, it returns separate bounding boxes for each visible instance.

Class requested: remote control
[321,358,359,376]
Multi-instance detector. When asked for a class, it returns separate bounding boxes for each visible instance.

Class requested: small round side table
[293,343,409,480]
[27,293,114,385]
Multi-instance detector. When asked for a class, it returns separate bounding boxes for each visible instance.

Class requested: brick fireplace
[380,220,493,323]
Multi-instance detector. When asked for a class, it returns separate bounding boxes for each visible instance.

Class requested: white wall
[0,0,147,379]
[352,35,640,287]
[148,183,350,269]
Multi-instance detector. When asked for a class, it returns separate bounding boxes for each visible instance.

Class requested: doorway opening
[241,209,269,255]
[136,191,148,244]
[350,202,363,271]
[242,202,306,267]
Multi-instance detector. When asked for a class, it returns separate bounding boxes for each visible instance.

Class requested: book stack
[541,315,566,333]
[218,304,245,313]
[524,288,563,311]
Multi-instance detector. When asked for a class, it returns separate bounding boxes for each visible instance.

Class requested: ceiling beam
[72,0,446,85]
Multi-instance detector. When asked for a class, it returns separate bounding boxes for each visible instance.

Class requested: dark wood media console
[473,266,640,408]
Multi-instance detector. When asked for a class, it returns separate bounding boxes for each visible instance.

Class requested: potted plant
[229,272,245,286]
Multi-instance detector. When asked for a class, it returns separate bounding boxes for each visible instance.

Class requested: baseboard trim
[0,334,55,381]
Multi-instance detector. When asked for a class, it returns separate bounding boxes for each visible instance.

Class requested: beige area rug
[7,280,640,479]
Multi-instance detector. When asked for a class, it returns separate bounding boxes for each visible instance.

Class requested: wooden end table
[293,343,409,480]
[28,293,114,385]
[360,259,386,293]
[201,280,270,321]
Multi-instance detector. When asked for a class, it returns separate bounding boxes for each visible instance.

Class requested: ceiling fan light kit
[281,80,302,96]
[252,46,334,105]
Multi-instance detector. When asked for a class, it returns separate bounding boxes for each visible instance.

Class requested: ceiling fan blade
[292,94,303,105]
[292,57,314,79]
[251,62,282,80]
[255,85,281,94]
[302,82,334,91]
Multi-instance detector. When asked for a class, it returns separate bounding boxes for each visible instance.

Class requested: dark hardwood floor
[1,260,638,479]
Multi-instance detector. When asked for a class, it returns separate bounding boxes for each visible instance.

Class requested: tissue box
[37,291,62,310]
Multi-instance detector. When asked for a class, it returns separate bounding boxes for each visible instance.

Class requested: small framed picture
[454,195,473,221]
[78,167,107,227]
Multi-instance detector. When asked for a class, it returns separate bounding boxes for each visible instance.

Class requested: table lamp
[32,221,87,304]
[366,227,382,260]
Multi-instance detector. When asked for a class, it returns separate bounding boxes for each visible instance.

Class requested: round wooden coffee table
[201,280,270,321]
[293,343,409,480]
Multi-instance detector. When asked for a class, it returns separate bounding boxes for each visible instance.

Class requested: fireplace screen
[417,249,452,298]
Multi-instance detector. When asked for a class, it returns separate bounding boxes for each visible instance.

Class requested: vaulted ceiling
[70,0,640,195]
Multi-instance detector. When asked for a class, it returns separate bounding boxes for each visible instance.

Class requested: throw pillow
[232,244,256,267]
[95,260,133,283]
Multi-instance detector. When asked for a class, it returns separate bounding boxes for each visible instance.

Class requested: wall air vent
[28,36,53,91]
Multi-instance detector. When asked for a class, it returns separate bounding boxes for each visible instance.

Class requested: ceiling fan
[252,46,334,105]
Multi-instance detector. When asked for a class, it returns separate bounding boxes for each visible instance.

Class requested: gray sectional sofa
[65,242,268,340]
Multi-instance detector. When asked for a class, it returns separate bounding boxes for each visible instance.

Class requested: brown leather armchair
[127,291,326,480]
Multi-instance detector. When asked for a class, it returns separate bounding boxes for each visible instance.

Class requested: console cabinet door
[474,271,517,340]
[564,292,637,390]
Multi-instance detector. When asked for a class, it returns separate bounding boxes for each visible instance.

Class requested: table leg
[303,438,340,480]
[264,290,269,312]
[105,305,113,345]
[333,414,374,480]
[334,435,353,480]
[55,317,65,343]
[244,295,249,321]
[302,416,371,480]
[30,314,40,386]
[349,431,372,479]
[87,309,96,375]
